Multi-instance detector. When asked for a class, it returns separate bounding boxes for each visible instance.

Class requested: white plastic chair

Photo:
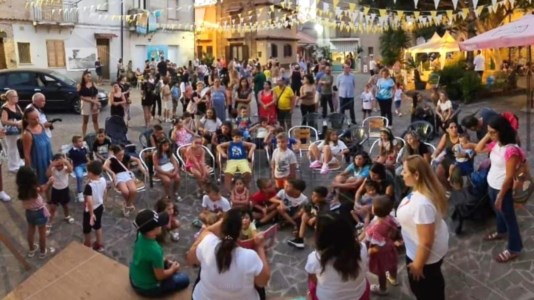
[369,137,405,160]
[288,125,319,158]
[308,140,344,178]
[361,116,389,145]
[176,143,216,185]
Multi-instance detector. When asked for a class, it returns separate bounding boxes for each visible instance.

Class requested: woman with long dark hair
[305,212,370,300]
[234,77,252,116]
[299,74,317,124]
[475,115,524,263]
[77,70,100,137]
[187,208,270,299]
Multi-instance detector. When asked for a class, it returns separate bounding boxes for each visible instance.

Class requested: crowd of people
[0,53,529,300]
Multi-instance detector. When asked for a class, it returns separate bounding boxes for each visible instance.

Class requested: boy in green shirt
[130,209,190,297]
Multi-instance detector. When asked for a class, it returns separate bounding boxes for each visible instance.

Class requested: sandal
[64,216,75,224]
[386,271,399,286]
[45,224,52,237]
[370,284,388,295]
[27,243,38,258]
[495,249,519,263]
[483,232,505,241]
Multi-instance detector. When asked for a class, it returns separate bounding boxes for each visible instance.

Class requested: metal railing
[32,3,78,24]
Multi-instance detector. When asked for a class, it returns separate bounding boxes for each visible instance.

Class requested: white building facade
[2,0,194,80]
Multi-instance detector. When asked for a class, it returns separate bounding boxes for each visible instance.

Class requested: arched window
[271,44,278,58]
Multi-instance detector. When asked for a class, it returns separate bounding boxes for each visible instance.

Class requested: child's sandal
[64,216,75,224]
[483,232,504,241]
[495,249,518,263]
[45,224,52,236]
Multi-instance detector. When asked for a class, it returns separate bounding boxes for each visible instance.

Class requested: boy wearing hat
[130,210,190,297]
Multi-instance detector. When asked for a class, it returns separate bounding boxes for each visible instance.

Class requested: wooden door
[0,39,6,69]
[96,39,110,79]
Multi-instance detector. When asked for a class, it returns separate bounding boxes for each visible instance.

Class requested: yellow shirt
[264,70,271,81]
[273,85,294,110]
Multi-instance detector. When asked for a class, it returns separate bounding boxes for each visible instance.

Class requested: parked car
[0,68,108,113]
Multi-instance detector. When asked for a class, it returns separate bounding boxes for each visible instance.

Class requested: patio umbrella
[460,13,534,151]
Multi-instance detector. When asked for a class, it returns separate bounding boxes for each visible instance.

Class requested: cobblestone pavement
[1,73,534,299]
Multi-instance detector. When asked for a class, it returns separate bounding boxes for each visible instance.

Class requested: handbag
[186,98,197,114]
[5,121,21,135]
[512,149,533,204]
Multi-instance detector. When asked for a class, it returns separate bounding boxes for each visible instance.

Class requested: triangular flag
[472,0,479,8]
[446,10,453,21]
[452,0,459,9]
[492,0,497,5]
[414,11,420,18]
[349,3,356,12]
[379,9,387,17]
[430,11,437,18]
[462,8,469,19]
[397,11,404,19]
[363,6,370,15]
[509,0,515,8]
[414,0,419,8]
[433,0,440,9]
[333,0,340,8]
[323,3,329,12]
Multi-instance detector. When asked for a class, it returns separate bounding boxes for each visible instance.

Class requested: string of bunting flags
[23,0,530,34]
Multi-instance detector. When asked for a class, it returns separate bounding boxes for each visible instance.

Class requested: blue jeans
[488,187,523,252]
[74,164,87,193]
[131,273,190,298]
[339,97,356,123]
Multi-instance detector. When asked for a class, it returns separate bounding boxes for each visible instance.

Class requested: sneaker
[27,243,38,258]
[45,224,52,237]
[64,216,75,224]
[93,242,105,252]
[77,193,84,203]
[320,164,330,175]
[398,112,403,117]
[386,271,399,286]
[309,160,322,169]
[176,195,183,202]
[38,247,56,259]
[287,238,305,249]
[0,191,11,202]
[370,284,388,295]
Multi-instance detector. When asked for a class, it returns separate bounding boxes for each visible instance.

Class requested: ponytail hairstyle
[1,89,17,103]
[215,208,242,273]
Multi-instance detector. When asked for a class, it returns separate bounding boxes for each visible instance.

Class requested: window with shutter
[271,44,278,58]
[46,40,65,68]
[283,44,292,57]
[17,42,31,64]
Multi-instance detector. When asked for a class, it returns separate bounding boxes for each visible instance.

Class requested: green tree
[379,28,410,66]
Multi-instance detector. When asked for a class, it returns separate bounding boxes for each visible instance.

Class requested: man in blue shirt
[336,64,357,124]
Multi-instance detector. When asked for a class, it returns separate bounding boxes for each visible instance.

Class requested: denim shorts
[25,208,48,227]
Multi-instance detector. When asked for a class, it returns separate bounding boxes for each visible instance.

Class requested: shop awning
[94,33,117,39]
[330,39,359,53]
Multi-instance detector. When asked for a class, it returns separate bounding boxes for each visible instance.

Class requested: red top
[250,190,276,206]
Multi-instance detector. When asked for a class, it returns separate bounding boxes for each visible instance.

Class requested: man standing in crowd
[157,56,167,77]
[318,66,334,118]
[473,50,485,78]
[337,64,357,125]
[26,93,52,138]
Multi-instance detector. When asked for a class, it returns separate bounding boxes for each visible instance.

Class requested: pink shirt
[21,194,50,217]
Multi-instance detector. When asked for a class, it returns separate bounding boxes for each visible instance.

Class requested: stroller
[338,125,366,164]
[450,159,494,235]
[105,116,137,157]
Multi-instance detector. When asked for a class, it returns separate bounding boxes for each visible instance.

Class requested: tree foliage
[379,28,410,66]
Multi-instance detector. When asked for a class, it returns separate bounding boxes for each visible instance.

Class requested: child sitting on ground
[46,154,74,236]
[270,179,308,230]
[288,186,329,249]
[251,178,278,225]
[230,177,250,210]
[82,160,107,252]
[240,210,258,241]
[351,179,379,228]
[198,184,231,226]
[17,167,55,259]
[92,129,111,161]
[155,198,180,242]
[363,195,400,296]
[68,135,89,203]
[449,132,476,181]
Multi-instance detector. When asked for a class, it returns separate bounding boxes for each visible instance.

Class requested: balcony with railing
[32,2,78,25]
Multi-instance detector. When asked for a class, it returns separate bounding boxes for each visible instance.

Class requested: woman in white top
[305,213,370,300]
[308,129,349,175]
[398,155,449,300]
[435,91,453,132]
[475,115,523,263]
[187,208,270,300]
